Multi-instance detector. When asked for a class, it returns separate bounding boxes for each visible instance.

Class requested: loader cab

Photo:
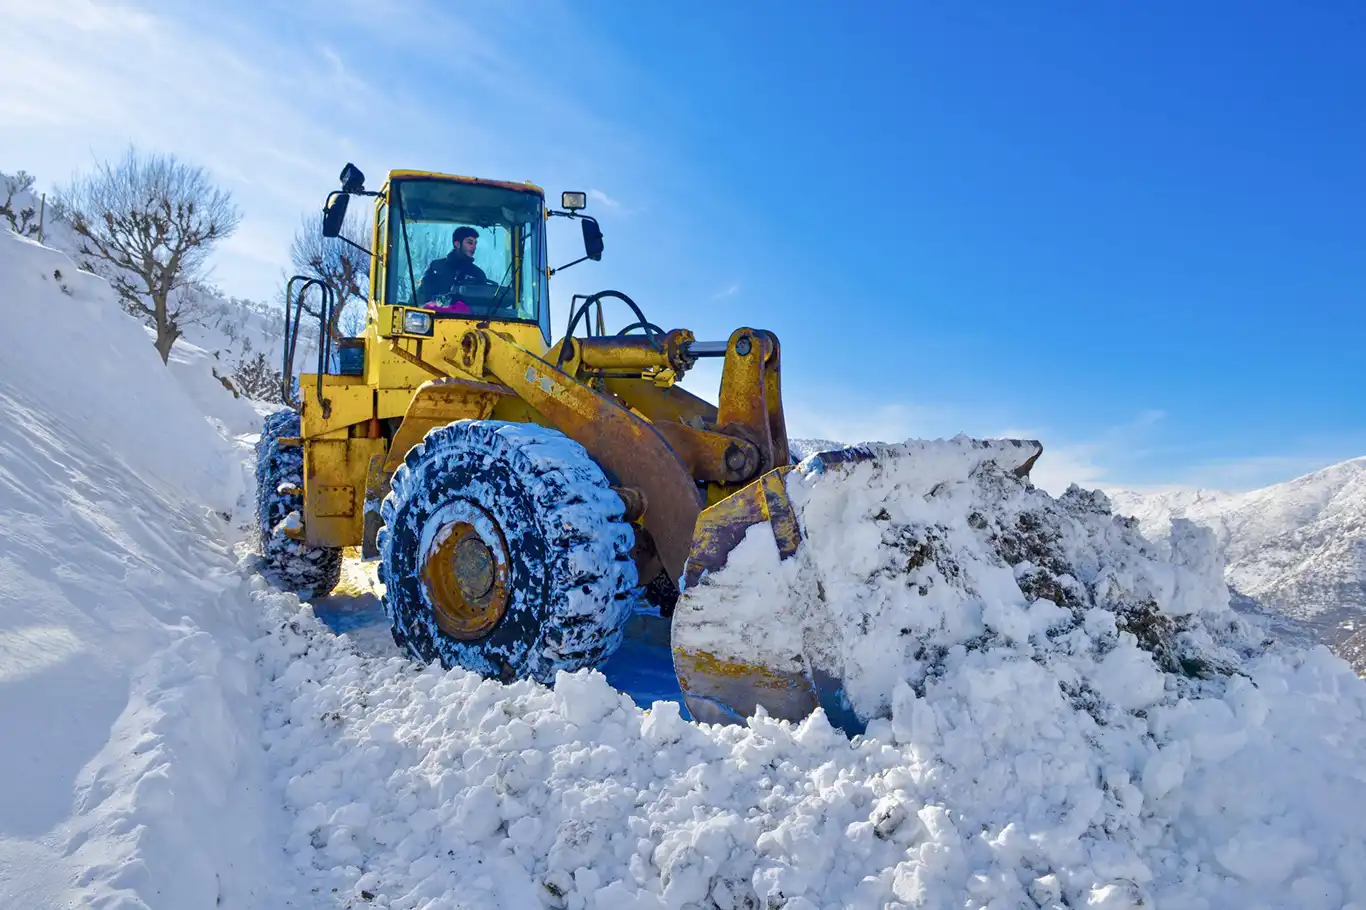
[377,174,553,343]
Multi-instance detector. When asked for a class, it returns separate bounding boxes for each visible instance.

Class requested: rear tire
[377,419,638,684]
[254,410,342,597]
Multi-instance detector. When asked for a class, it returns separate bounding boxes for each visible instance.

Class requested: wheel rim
[420,504,510,640]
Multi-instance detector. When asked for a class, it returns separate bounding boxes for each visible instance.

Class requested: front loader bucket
[670,438,1043,736]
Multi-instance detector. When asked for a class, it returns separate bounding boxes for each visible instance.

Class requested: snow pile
[6,203,1366,907]
[239,436,1366,909]
[0,230,290,907]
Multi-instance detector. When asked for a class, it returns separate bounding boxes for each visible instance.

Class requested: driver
[418,226,489,310]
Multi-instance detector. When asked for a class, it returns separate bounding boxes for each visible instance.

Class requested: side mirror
[322,192,350,238]
[581,217,604,261]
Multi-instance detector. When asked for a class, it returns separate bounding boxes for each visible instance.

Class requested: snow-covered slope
[2,168,319,411]
[0,230,295,906]
[1110,459,1366,661]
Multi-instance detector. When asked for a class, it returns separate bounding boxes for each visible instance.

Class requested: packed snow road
[305,557,690,718]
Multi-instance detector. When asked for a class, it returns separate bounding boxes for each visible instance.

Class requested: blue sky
[4,0,1364,493]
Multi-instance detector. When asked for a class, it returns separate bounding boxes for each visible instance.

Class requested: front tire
[377,420,638,684]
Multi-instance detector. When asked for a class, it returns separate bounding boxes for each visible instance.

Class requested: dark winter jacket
[417,252,488,304]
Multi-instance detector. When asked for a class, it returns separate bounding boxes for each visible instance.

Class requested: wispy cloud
[0,0,649,304]
[587,189,621,209]
[0,0,390,300]
[712,283,741,300]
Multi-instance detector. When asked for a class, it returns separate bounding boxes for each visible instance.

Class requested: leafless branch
[56,146,241,363]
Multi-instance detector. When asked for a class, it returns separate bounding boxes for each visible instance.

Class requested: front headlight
[403,310,433,335]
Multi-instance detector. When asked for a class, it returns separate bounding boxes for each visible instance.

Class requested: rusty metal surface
[610,485,647,523]
[672,648,819,725]
[672,464,873,735]
[680,465,800,589]
[574,329,695,374]
[443,329,487,376]
[313,485,356,518]
[601,377,719,427]
[385,340,450,379]
[420,516,511,640]
[715,327,789,475]
[299,377,373,439]
[477,330,704,585]
[362,452,390,559]
[652,421,760,485]
[304,436,385,548]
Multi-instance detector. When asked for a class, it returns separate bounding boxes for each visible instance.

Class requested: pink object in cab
[428,300,471,315]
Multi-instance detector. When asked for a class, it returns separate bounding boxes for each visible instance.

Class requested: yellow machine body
[286,167,788,620]
[274,164,1036,735]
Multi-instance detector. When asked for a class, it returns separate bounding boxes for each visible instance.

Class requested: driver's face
[457,236,478,257]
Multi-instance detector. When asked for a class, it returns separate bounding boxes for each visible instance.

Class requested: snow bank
[0,232,238,504]
[3,168,317,414]
[241,436,1366,909]
[165,334,277,438]
[0,231,291,907]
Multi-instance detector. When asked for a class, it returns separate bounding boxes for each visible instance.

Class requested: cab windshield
[386,178,549,340]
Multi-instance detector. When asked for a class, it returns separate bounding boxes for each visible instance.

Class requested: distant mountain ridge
[1108,457,1366,668]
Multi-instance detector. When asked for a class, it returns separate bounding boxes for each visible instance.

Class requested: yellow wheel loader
[256,163,1040,735]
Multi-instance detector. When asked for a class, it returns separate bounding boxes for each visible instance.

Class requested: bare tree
[230,336,287,403]
[289,207,371,344]
[2,171,42,237]
[58,147,241,363]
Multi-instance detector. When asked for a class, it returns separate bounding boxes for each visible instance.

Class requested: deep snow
[0,230,293,906]
[4,226,1366,909]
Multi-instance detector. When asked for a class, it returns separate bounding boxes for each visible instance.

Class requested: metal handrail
[281,274,335,416]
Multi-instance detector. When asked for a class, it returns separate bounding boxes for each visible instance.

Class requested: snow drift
[0,231,289,908]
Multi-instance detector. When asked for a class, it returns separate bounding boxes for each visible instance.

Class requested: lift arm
[459,327,705,586]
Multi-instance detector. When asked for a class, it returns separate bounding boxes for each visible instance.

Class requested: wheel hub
[421,511,509,640]
[453,536,495,599]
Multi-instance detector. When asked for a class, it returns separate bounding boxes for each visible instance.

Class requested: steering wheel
[429,280,514,315]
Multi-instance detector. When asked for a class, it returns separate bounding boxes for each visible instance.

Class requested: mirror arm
[549,254,590,277]
[337,235,373,259]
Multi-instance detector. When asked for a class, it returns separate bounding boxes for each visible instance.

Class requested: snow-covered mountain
[1109,458,1366,666]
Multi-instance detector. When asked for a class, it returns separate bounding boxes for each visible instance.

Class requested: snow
[1111,459,1366,662]
[5,226,1366,908]
[0,230,292,906]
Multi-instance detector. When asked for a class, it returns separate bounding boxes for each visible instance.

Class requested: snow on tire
[378,419,638,684]
[254,409,342,597]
